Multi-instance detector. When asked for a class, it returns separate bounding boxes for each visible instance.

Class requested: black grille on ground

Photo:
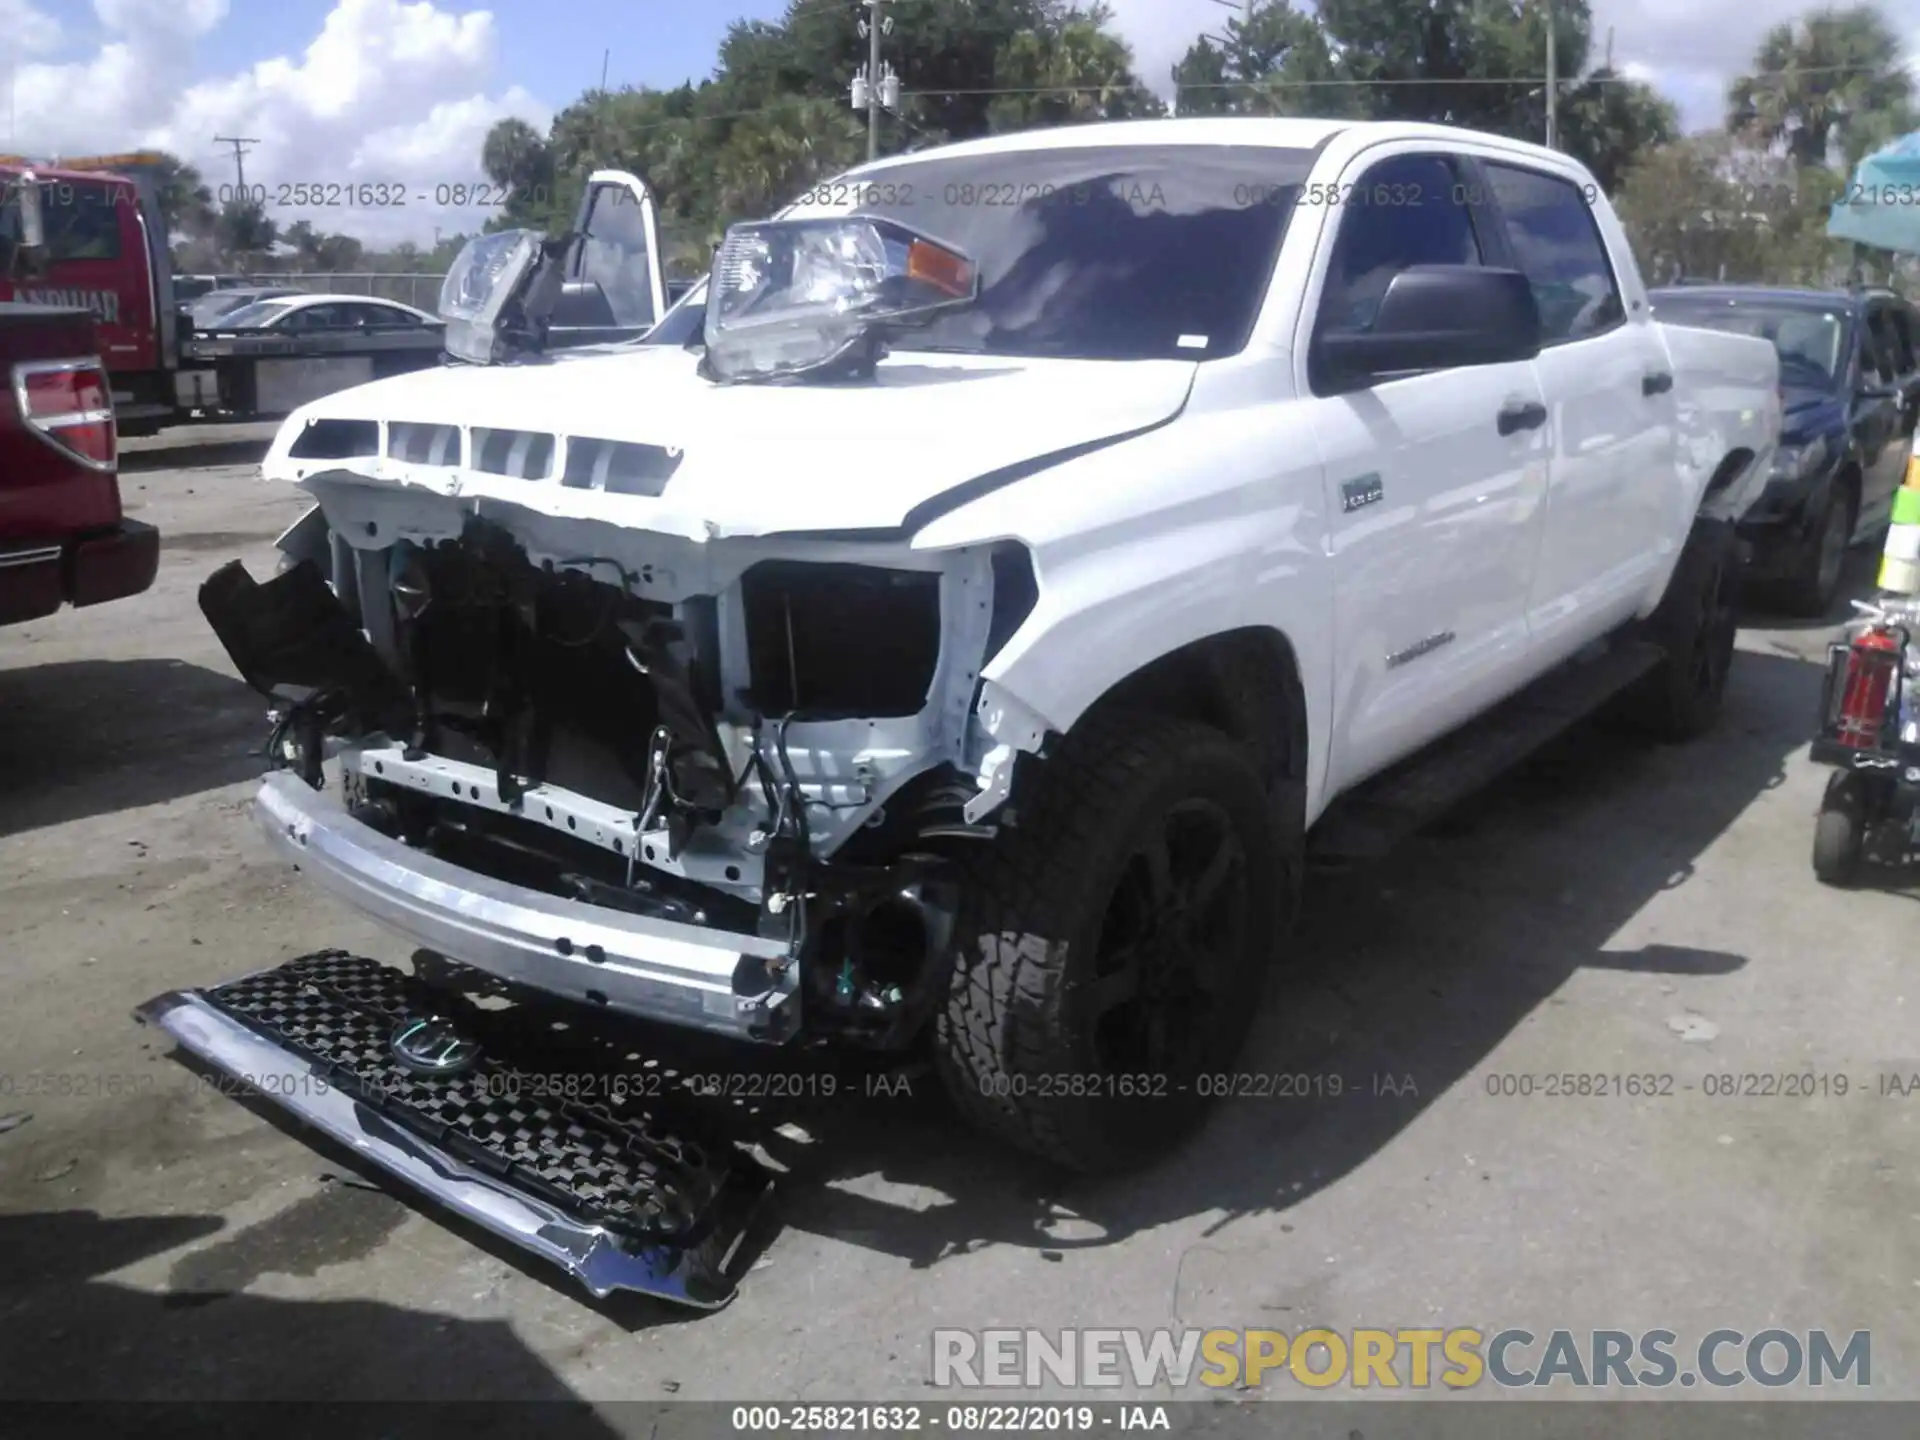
[204,951,736,1240]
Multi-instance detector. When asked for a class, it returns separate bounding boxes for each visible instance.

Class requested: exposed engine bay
[201,475,1045,1050]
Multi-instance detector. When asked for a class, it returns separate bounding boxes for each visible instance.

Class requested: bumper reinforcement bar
[136,951,773,1310]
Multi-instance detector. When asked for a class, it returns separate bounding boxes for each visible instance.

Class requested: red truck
[1,294,158,624]
[0,153,444,435]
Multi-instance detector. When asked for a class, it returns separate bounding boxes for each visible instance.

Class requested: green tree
[1558,70,1679,195]
[1169,0,1672,187]
[1727,5,1914,169]
[1615,132,1850,285]
[215,197,275,261]
[474,0,1164,255]
[1169,0,1342,117]
[147,150,215,240]
[314,232,364,271]
[985,7,1162,130]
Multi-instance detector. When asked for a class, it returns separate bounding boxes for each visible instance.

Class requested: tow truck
[0,154,445,434]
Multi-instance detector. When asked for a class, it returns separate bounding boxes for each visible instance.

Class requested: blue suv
[1649,285,1920,616]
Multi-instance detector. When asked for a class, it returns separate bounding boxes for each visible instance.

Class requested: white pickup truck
[148,117,1781,1309]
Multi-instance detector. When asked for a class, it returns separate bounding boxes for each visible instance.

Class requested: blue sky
[180,0,800,99]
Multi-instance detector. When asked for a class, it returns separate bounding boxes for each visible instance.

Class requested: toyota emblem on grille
[390,1016,482,1075]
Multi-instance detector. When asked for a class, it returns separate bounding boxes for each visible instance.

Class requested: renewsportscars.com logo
[930,1328,1872,1391]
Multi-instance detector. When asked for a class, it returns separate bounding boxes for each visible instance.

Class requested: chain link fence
[268,272,450,308]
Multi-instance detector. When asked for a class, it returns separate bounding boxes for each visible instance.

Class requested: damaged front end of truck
[135,195,1089,1309]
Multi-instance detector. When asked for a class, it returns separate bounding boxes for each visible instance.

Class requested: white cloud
[0,0,63,55]
[8,0,548,247]
[1101,0,1232,98]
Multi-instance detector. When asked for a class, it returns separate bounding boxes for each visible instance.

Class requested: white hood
[269,345,1198,540]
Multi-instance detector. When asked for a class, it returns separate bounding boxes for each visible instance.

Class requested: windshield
[0,178,123,265]
[218,300,296,328]
[1653,296,1850,389]
[776,143,1313,362]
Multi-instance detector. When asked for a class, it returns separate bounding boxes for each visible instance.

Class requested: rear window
[0,179,125,262]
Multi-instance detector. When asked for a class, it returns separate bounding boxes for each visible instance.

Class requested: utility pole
[1543,0,1558,149]
[850,0,900,163]
[214,135,259,192]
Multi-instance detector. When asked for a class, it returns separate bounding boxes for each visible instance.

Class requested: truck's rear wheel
[933,714,1283,1173]
[1615,518,1740,742]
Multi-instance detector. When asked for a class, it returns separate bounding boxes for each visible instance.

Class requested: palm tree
[1728,6,1914,169]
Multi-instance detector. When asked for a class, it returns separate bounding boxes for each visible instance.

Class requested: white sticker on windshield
[1177,334,1209,350]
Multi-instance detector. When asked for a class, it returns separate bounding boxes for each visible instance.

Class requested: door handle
[1497,399,1548,436]
[1642,371,1674,396]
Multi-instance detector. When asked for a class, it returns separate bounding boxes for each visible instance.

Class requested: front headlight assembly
[701,216,980,384]
[1770,436,1831,486]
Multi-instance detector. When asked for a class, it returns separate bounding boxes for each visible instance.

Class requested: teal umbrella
[1827,131,1920,255]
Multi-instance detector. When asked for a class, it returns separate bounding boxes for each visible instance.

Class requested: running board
[1308,638,1667,863]
[136,951,773,1311]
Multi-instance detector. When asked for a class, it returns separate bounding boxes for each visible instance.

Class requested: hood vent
[388,421,460,466]
[561,438,683,497]
[471,427,556,480]
[333,415,680,496]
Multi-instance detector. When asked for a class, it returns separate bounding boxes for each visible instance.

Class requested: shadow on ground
[118,438,271,474]
[0,1208,622,1425]
[0,659,266,837]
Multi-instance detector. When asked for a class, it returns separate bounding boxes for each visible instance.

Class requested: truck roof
[0,160,135,185]
[840,116,1584,175]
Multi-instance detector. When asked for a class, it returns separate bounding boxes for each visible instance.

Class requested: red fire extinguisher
[1832,627,1904,750]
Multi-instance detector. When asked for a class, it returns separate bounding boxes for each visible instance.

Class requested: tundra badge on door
[1341,473,1384,513]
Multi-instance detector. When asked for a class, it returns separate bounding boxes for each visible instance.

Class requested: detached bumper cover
[0,519,159,625]
[136,951,773,1310]
[255,771,797,1041]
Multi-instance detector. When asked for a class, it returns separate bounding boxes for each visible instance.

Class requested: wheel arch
[1054,626,1311,845]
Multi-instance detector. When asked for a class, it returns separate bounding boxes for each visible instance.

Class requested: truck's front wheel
[933,714,1284,1173]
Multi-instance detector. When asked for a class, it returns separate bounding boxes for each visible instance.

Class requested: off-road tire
[1778,480,1856,619]
[1614,517,1741,743]
[933,713,1285,1174]
[1812,771,1869,888]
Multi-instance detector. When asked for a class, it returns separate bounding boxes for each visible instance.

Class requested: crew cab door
[546,170,667,350]
[1302,149,1552,795]
[1475,158,1677,655]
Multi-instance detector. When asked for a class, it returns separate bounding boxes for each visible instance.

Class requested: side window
[1892,307,1917,373]
[353,304,405,327]
[1313,153,1480,344]
[293,304,352,331]
[1483,162,1623,345]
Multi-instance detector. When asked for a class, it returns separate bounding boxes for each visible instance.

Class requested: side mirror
[1319,265,1542,391]
[9,170,47,279]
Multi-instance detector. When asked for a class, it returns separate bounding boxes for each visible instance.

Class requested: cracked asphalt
[0,423,1912,1418]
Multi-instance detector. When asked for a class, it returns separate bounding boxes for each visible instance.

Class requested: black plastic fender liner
[198,559,409,717]
[135,952,774,1310]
